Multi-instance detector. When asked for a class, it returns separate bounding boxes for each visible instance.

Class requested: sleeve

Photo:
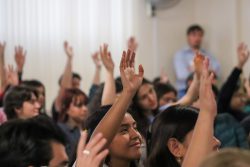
[88,84,100,102]
[174,52,190,81]
[217,68,242,114]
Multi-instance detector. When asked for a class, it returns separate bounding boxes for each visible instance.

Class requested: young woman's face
[67,95,88,123]
[137,84,158,111]
[230,92,247,111]
[109,113,142,161]
[17,93,40,119]
[159,91,177,107]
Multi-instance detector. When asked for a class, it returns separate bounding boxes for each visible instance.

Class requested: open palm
[100,44,114,72]
[120,49,144,93]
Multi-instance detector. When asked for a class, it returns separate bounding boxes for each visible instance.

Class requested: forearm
[92,68,101,86]
[217,67,242,112]
[182,112,214,167]
[92,89,134,146]
[61,58,72,89]
[55,88,65,112]
[173,75,199,106]
[101,71,116,106]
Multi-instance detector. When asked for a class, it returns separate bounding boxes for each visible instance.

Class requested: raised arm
[217,43,249,113]
[100,44,116,106]
[88,52,102,101]
[54,41,73,112]
[14,45,26,82]
[0,42,6,93]
[173,52,204,106]
[91,49,144,147]
[182,58,217,167]
[91,51,102,86]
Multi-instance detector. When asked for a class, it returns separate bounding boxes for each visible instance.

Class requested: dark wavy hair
[147,105,199,167]
[61,88,88,122]
[3,86,38,120]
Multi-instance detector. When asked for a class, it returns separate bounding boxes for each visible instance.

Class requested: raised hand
[127,37,138,52]
[120,49,144,93]
[5,65,19,86]
[237,43,250,69]
[194,51,205,78]
[160,68,169,84]
[92,52,102,70]
[100,44,114,73]
[76,131,109,167]
[199,58,217,118]
[64,41,73,59]
[14,45,26,72]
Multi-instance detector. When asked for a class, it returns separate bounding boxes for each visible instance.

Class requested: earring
[176,157,182,164]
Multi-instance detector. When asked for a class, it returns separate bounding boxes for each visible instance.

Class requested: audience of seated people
[0,25,250,167]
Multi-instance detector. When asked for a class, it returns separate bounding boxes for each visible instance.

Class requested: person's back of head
[0,115,68,167]
[200,148,250,167]
[147,105,199,167]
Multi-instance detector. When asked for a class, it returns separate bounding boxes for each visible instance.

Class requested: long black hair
[147,105,199,167]
[130,78,158,138]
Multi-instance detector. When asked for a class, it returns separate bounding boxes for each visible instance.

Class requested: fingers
[120,49,143,77]
[130,52,135,68]
[77,131,88,156]
[94,149,109,166]
[201,58,209,79]
[124,49,136,68]
[120,51,126,71]
[100,44,111,60]
[90,137,107,156]
[85,133,103,150]
[138,64,144,77]
[125,49,131,67]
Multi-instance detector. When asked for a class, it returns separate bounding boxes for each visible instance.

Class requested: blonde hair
[200,148,250,167]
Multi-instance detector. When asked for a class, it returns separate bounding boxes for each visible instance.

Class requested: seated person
[154,83,177,111]
[3,86,40,120]
[0,116,69,167]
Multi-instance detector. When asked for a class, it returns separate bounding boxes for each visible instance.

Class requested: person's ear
[167,138,186,159]
[14,107,22,115]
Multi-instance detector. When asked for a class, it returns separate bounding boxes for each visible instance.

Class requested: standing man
[174,24,220,98]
